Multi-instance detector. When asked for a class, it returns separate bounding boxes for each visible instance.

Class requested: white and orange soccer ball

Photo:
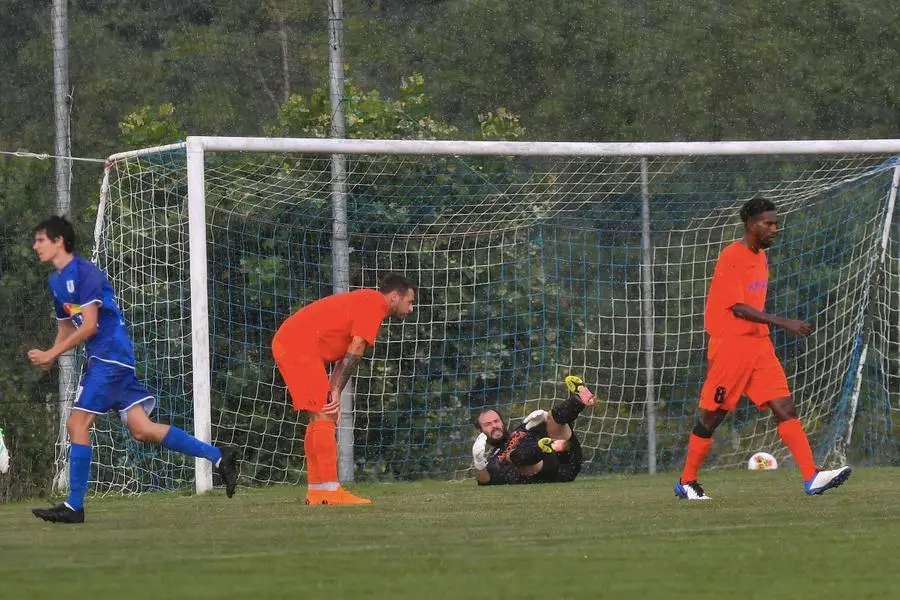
[747,451,778,471]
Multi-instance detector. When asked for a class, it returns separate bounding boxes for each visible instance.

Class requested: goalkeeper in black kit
[472,376,595,485]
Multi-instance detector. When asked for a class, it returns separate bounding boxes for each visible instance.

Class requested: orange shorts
[272,337,330,412]
[699,336,790,412]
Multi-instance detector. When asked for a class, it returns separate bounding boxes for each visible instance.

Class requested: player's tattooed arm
[323,336,368,417]
[331,352,363,394]
[329,335,369,394]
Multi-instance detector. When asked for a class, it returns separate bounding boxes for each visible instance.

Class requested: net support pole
[52,0,71,218]
[640,158,657,475]
[328,0,355,483]
[187,138,213,494]
[52,0,77,493]
[843,165,900,455]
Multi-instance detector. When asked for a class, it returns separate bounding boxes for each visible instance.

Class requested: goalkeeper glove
[523,409,549,430]
[0,428,9,474]
[472,433,488,470]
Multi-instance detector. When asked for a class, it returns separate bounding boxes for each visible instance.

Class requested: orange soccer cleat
[305,486,372,506]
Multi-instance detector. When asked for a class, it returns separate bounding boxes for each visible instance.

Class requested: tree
[0,157,59,501]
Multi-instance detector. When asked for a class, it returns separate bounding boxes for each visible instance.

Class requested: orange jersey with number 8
[700,241,790,410]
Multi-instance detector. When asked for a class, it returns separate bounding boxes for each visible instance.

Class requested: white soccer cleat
[674,479,711,500]
[804,466,852,495]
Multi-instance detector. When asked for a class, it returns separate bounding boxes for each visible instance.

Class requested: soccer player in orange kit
[675,197,851,500]
[272,274,416,505]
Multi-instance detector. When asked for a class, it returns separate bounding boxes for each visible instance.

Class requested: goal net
[69,138,900,494]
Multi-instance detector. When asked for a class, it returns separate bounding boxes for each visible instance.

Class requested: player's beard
[486,426,508,448]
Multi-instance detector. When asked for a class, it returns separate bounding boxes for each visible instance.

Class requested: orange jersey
[704,241,769,338]
[274,289,389,362]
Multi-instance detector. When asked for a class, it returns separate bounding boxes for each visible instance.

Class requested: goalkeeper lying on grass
[472,376,595,485]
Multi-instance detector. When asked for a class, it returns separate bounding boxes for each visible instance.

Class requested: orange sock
[680,433,713,483]
[303,424,322,485]
[306,420,338,485]
[777,418,817,481]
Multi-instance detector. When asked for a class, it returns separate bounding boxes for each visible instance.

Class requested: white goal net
[66,138,899,494]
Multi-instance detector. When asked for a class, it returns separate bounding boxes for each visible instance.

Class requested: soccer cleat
[565,375,585,394]
[32,502,85,524]
[564,375,595,406]
[538,437,568,453]
[305,487,372,506]
[674,479,711,500]
[216,446,240,498]
[804,466,852,495]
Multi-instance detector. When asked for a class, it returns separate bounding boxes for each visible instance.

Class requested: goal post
[79,137,900,496]
[186,138,214,493]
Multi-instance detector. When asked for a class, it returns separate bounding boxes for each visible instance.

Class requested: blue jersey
[49,256,136,368]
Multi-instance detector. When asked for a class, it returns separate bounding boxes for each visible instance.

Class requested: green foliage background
[1,1,898,498]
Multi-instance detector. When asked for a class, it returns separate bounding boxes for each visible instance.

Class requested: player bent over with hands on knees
[29,216,238,524]
[472,376,595,485]
[675,197,851,501]
[272,273,416,505]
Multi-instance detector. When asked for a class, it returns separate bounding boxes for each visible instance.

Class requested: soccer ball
[747,451,778,471]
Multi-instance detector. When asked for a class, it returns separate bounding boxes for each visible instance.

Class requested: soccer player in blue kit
[28,216,238,524]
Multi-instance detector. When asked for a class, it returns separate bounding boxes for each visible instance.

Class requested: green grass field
[2,468,898,600]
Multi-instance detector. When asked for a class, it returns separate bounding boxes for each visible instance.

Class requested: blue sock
[161,426,222,465]
[66,443,92,511]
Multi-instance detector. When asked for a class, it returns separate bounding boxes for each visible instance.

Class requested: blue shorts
[74,358,156,424]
